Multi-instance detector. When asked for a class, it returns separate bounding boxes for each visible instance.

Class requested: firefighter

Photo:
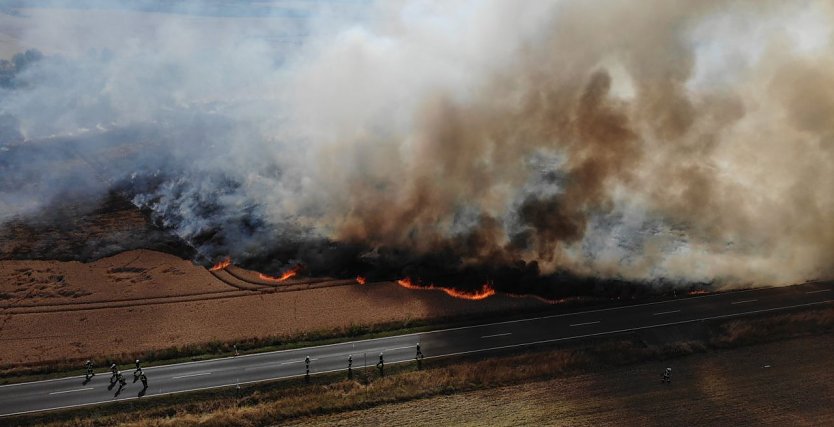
[662,367,672,383]
[347,354,353,379]
[376,353,384,377]
[140,372,148,389]
[84,360,94,379]
[116,371,126,387]
[305,355,311,382]
[134,359,142,378]
[416,343,424,369]
[110,363,118,382]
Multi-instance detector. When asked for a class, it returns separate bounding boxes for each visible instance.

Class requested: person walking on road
[139,372,148,389]
[305,355,311,382]
[662,367,672,384]
[112,370,126,395]
[110,363,118,383]
[116,371,126,387]
[84,360,94,380]
[416,343,424,369]
[348,354,353,379]
[376,353,384,377]
[133,359,142,379]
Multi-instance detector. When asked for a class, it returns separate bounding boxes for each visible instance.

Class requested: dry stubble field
[292,333,834,426]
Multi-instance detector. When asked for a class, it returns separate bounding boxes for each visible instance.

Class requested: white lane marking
[171,372,212,379]
[0,283,786,388]
[569,321,600,327]
[246,358,318,370]
[48,387,93,395]
[731,299,758,305]
[4,298,832,419]
[481,333,512,339]
[280,358,317,365]
[806,289,831,294]
[653,310,681,316]
[384,346,414,352]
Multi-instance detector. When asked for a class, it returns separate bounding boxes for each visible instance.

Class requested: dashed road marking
[172,372,212,379]
[569,321,600,327]
[806,290,831,294]
[731,299,758,305]
[653,310,681,316]
[280,358,317,365]
[49,387,93,395]
[383,346,414,352]
[481,333,512,339]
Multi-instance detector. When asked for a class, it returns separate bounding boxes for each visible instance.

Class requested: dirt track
[293,333,834,426]
[0,250,545,367]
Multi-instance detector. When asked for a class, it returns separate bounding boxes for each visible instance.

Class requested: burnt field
[0,191,710,303]
[0,192,193,262]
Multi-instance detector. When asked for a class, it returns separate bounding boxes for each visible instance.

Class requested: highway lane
[1,281,832,417]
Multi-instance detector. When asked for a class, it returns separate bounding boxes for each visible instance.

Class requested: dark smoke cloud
[0,0,832,288]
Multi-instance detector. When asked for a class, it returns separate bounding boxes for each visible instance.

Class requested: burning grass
[258,264,303,282]
[396,277,497,301]
[208,257,232,272]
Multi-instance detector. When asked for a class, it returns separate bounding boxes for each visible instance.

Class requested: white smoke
[0,0,832,286]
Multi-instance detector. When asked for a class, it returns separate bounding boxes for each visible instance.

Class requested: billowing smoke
[0,1,832,290]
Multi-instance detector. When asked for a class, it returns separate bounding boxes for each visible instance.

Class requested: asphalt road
[1,281,832,418]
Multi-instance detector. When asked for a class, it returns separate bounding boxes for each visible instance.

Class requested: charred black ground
[0,187,706,302]
[0,192,194,262]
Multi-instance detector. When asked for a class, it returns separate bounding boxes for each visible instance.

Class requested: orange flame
[258,264,303,282]
[356,276,367,285]
[396,277,496,301]
[209,257,232,271]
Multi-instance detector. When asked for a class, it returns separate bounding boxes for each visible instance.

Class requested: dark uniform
[116,371,126,387]
[140,373,148,389]
[416,343,424,369]
[376,353,384,377]
[84,360,94,379]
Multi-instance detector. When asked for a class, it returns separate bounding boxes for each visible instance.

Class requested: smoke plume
[0,0,832,289]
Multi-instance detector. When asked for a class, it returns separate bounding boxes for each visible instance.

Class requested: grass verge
[10,304,833,427]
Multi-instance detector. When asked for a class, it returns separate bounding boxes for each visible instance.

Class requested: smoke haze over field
[0,0,832,288]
